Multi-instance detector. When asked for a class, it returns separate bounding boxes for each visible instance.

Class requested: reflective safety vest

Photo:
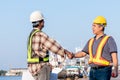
[27,29,49,63]
[88,35,110,66]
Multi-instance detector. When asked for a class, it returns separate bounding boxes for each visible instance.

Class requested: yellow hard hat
[93,16,107,27]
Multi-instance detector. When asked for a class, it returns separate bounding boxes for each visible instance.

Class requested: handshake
[64,50,74,59]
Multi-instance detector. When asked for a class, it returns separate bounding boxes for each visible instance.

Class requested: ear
[99,26,103,30]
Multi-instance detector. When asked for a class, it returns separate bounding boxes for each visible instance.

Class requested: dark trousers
[89,66,112,80]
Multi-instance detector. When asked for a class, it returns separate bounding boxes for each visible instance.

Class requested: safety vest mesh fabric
[88,35,110,66]
[27,29,40,63]
[27,29,49,63]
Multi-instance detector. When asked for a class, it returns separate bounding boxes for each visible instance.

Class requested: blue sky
[0,0,120,70]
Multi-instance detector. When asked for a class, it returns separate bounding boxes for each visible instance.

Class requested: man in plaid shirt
[28,11,72,80]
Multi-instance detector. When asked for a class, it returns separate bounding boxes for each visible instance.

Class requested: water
[0,75,119,80]
[0,76,21,80]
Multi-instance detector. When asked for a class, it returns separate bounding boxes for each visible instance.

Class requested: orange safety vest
[88,35,110,66]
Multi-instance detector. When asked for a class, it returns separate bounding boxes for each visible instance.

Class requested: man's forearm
[74,51,86,58]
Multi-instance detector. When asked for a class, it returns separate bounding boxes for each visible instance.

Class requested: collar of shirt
[33,28,40,30]
[94,34,106,39]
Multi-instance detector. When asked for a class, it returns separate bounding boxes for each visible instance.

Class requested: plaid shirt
[28,28,65,75]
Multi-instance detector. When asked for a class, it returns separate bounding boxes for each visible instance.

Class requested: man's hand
[111,66,118,78]
[111,53,118,78]
[64,50,74,59]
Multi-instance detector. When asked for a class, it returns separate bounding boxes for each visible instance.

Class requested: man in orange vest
[71,16,118,80]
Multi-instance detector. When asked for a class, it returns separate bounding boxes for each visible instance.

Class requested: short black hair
[102,27,105,31]
[32,20,44,28]
[97,24,105,31]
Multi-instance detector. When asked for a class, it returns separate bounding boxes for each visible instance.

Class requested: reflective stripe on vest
[27,29,40,63]
[88,35,110,66]
[43,55,49,62]
[27,29,49,63]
